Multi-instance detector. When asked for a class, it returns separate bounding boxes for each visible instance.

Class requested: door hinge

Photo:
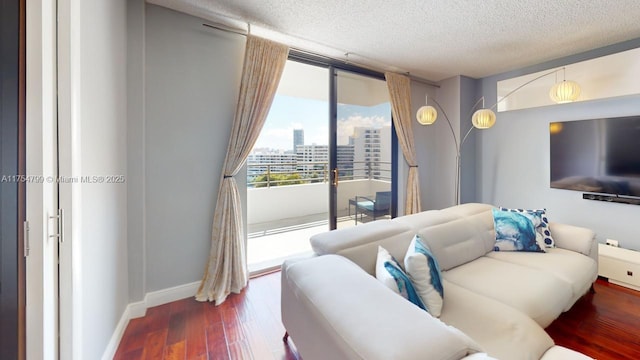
[24,221,30,257]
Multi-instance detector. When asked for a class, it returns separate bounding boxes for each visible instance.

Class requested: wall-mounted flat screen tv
[550,115,640,198]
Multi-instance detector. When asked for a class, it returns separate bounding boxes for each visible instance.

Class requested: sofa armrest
[541,346,594,359]
[549,222,597,262]
[281,255,482,360]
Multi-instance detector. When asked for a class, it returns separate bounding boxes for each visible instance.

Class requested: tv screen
[550,115,640,197]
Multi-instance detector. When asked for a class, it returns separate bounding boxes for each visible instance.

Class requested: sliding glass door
[247,60,396,273]
[330,69,393,229]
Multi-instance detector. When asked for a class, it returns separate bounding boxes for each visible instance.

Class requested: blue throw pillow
[375,246,427,311]
[404,235,444,317]
[492,208,545,252]
[499,207,555,248]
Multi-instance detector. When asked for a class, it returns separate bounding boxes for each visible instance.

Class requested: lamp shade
[549,80,581,103]
[471,109,496,129]
[549,122,563,134]
[416,105,438,125]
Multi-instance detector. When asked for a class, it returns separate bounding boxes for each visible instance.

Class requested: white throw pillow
[404,234,444,317]
[375,246,427,311]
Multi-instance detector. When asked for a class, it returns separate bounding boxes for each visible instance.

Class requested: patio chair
[354,191,391,224]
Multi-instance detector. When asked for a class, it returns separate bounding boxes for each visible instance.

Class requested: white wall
[143,4,245,292]
[68,1,129,358]
[477,38,640,251]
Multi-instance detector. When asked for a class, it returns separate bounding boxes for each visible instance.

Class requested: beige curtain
[384,72,422,215]
[196,36,289,304]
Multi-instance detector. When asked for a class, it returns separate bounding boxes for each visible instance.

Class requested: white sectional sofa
[281,203,598,360]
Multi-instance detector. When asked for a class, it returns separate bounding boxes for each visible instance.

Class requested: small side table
[599,243,640,291]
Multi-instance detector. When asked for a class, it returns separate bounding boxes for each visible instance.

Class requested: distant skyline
[253,94,392,151]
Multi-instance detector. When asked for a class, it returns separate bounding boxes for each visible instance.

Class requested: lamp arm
[427,97,460,152]
[466,97,486,119]
[460,126,475,149]
[492,67,564,110]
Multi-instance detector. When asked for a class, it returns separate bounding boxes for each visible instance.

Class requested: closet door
[26,1,61,358]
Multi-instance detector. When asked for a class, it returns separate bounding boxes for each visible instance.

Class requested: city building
[293,129,304,152]
[336,145,355,178]
[350,126,392,180]
[246,152,298,177]
[296,144,329,178]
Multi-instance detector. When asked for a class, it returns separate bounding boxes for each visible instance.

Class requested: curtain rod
[202,22,440,88]
[202,22,246,36]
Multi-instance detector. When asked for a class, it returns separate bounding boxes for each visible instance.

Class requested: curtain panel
[196,35,289,304]
[384,72,422,215]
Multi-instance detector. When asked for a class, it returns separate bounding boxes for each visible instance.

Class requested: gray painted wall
[75,1,129,358]
[459,76,480,204]
[143,4,245,292]
[412,76,468,210]
[477,39,640,250]
[127,0,145,302]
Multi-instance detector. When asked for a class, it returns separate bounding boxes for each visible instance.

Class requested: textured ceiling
[148,0,640,81]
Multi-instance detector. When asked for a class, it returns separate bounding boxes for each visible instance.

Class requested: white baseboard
[144,280,200,309]
[101,305,134,360]
[127,300,147,319]
[101,280,201,359]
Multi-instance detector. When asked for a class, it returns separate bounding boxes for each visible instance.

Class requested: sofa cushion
[442,257,572,327]
[311,220,415,275]
[499,207,555,248]
[486,248,597,308]
[282,255,483,360]
[392,209,460,230]
[439,203,495,218]
[415,213,496,271]
[492,208,546,252]
[440,280,555,360]
[376,246,426,311]
[404,235,444,316]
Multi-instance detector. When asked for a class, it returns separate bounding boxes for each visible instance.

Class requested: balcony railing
[247,161,391,188]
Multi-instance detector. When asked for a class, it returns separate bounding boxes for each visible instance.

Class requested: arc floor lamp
[417,67,581,205]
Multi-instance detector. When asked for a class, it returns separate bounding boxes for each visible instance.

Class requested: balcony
[247,161,391,272]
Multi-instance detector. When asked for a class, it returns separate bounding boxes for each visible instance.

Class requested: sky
[253,94,392,151]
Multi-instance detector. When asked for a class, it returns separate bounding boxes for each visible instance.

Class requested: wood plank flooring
[546,278,640,359]
[114,271,298,360]
[115,274,640,360]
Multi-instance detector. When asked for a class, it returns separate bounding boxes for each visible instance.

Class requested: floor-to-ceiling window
[246,60,330,271]
[247,58,396,273]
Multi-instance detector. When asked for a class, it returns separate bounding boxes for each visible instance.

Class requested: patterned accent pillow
[375,246,426,311]
[499,207,555,248]
[492,208,546,252]
[404,234,444,317]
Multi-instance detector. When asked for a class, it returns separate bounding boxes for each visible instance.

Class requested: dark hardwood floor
[546,278,640,359]
[115,274,640,360]
[114,271,298,360]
